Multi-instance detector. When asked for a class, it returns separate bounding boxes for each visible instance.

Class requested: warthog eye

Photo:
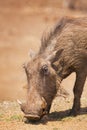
[41,65,49,76]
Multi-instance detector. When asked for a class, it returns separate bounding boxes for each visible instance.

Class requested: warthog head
[20,49,63,121]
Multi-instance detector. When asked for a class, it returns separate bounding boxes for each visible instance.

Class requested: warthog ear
[48,49,63,71]
[51,49,63,64]
[47,49,63,63]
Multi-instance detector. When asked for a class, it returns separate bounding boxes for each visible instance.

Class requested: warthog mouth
[24,114,40,121]
[24,110,48,121]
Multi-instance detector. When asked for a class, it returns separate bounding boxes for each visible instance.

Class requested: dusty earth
[0,0,87,130]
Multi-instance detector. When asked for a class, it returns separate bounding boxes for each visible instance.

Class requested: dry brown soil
[0,0,87,130]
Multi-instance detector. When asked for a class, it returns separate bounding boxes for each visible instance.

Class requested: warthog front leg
[70,71,86,116]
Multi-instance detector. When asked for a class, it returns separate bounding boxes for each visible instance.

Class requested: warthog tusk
[17,99,22,105]
[42,97,47,106]
[42,97,45,102]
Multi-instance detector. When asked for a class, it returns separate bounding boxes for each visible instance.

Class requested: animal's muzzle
[24,114,40,121]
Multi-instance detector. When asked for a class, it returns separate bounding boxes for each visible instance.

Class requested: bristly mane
[39,17,72,54]
[39,16,87,54]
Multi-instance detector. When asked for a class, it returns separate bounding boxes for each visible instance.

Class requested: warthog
[20,17,87,121]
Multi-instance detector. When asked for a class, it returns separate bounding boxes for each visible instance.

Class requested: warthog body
[21,17,87,121]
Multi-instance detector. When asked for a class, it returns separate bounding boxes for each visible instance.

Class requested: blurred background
[0,0,87,101]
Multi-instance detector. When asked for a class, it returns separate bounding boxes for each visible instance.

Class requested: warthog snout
[24,114,40,121]
[19,97,47,121]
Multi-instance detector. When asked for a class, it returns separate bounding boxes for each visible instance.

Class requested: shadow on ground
[25,107,87,125]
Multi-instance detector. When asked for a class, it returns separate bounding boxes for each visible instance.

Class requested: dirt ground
[0,0,87,130]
